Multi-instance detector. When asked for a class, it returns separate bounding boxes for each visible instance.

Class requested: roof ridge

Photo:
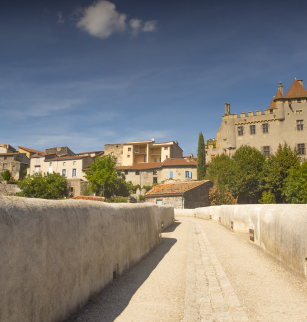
[284,79,307,99]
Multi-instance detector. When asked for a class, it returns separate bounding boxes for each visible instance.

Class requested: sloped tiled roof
[116,162,162,170]
[284,80,307,99]
[267,97,276,110]
[162,158,197,167]
[146,180,210,197]
[47,155,93,161]
[18,146,45,155]
[276,88,283,99]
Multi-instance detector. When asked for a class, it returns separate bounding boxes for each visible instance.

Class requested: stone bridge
[1,197,307,322]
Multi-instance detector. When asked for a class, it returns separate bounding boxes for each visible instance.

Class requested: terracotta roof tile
[71,196,105,202]
[284,79,307,99]
[47,155,93,161]
[267,97,276,110]
[276,88,283,99]
[162,158,197,166]
[116,162,162,170]
[18,146,46,155]
[146,180,210,196]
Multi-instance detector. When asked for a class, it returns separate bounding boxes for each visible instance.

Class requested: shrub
[1,170,11,181]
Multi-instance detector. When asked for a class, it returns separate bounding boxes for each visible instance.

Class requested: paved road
[65,218,307,322]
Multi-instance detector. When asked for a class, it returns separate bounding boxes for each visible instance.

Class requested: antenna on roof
[295,76,297,80]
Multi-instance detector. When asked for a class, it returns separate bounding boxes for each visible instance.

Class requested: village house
[18,146,45,158]
[0,144,16,154]
[145,180,213,209]
[29,153,93,197]
[104,139,183,166]
[0,151,29,180]
[116,158,197,186]
[206,78,307,161]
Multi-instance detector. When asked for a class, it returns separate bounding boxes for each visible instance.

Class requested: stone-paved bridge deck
[65,218,307,322]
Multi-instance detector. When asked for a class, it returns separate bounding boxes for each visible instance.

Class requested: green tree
[85,155,129,198]
[232,145,266,203]
[282,162,307,203]
[17,172,68,199]
[1,170,11,181]
[262,143,300,203]
[197,132,206,180]
[259,191,276,204]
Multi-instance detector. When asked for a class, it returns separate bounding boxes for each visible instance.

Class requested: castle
[206,78,307,160]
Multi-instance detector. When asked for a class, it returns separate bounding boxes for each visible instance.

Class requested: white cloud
[129,18,142,36]
[143,20,157,32]
[57,11,64,24]
[75,0,157,39]
[76,0,126,39]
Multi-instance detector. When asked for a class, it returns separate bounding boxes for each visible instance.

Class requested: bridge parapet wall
[175,205,307,280]
[0,196,174,322]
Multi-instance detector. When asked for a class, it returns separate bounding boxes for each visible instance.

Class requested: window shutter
[189,171,192,178]
[169,171,173,179]
[71,169,73,177]
[76,169,78,177]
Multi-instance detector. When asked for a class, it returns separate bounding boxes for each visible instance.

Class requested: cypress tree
[197,132,206,180]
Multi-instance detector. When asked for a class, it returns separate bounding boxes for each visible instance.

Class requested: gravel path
[65,218,307,322]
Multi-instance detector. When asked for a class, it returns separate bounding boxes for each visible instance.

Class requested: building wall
[146,196,183,208]
[123,169,156,186]
[104,144,124,166]
[67,179,90,197]
[170,143,183,158]
[45,147,75,157]
[159,166,197,182]
[29,157,91,180]
[183,181,213,209]
[0,154,29,180]
[0,196,174,322]
[207,101,307,159]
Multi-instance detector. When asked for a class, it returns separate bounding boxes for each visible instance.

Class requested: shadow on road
[64,228,178,322]
[163,220,181,232]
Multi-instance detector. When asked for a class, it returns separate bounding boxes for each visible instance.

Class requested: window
[166,156,168,159]
[153,170,157,175]
[125,170,128,175]
[144,156,147,162]
[237,126,243,136]
[62,169,67,176]
[135,170,140,175]
[49,167,52,174]
[3,163,7,169]
[35,166,40,173]
[154,158,157,162]
[263,146,270,157]
[296,110,303,115]
[70,187,74,192]
[72,169,77,177]
[164,147,168,150]
[49,162,52,166]
[298,99,301,103]
[270,110,274,114]
[153,177,157,183]
[185,171,192,179]
[298,143,305,155]
[73,161,76,165]
[210,155,215,162]
[12,165,15,170]
[63,162,66,166]
[128,147,131,151]
[114,157,117,163]
[169,171,173,179]
[36,158,40,163]
[127,155,130,158]
[4,156,7,160]
[156,200,163,205]
[262,123,268,133]
[297,120,304,131]
[250,125,256,135]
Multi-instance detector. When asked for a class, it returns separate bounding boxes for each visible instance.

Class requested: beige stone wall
[104,144,124,166]
[146,196,183,208]
[0,196,174,322]
[159,166,197,182]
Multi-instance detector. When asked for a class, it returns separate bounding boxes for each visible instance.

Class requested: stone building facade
[104,139,183,166]
[116,158,197,187]
[0,153,30,180]
[145,180,213,209]
[206,78,307,160]
[45,146,75,157]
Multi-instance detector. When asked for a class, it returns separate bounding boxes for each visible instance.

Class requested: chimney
[225,103,230,115]
[298,79,303,87]
[279,82,283,96]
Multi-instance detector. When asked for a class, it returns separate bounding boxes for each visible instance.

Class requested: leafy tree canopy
[262,143,300,203]
[259,190,276,204]
[232,145,266,203]
[197,132,206,180]
[85,155,129,198]
[282,161,307,204]
[17,172,68,199]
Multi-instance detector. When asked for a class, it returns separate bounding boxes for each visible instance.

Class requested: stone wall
[45,146,75,157]
[183,181,213,209]
[175,204,307,279]
[146,196,183,208]
[0,197,174,322]
[0,183,21,196]
[104,143,124,166]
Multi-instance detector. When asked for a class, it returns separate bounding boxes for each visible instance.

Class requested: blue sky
[1,0,307,155]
